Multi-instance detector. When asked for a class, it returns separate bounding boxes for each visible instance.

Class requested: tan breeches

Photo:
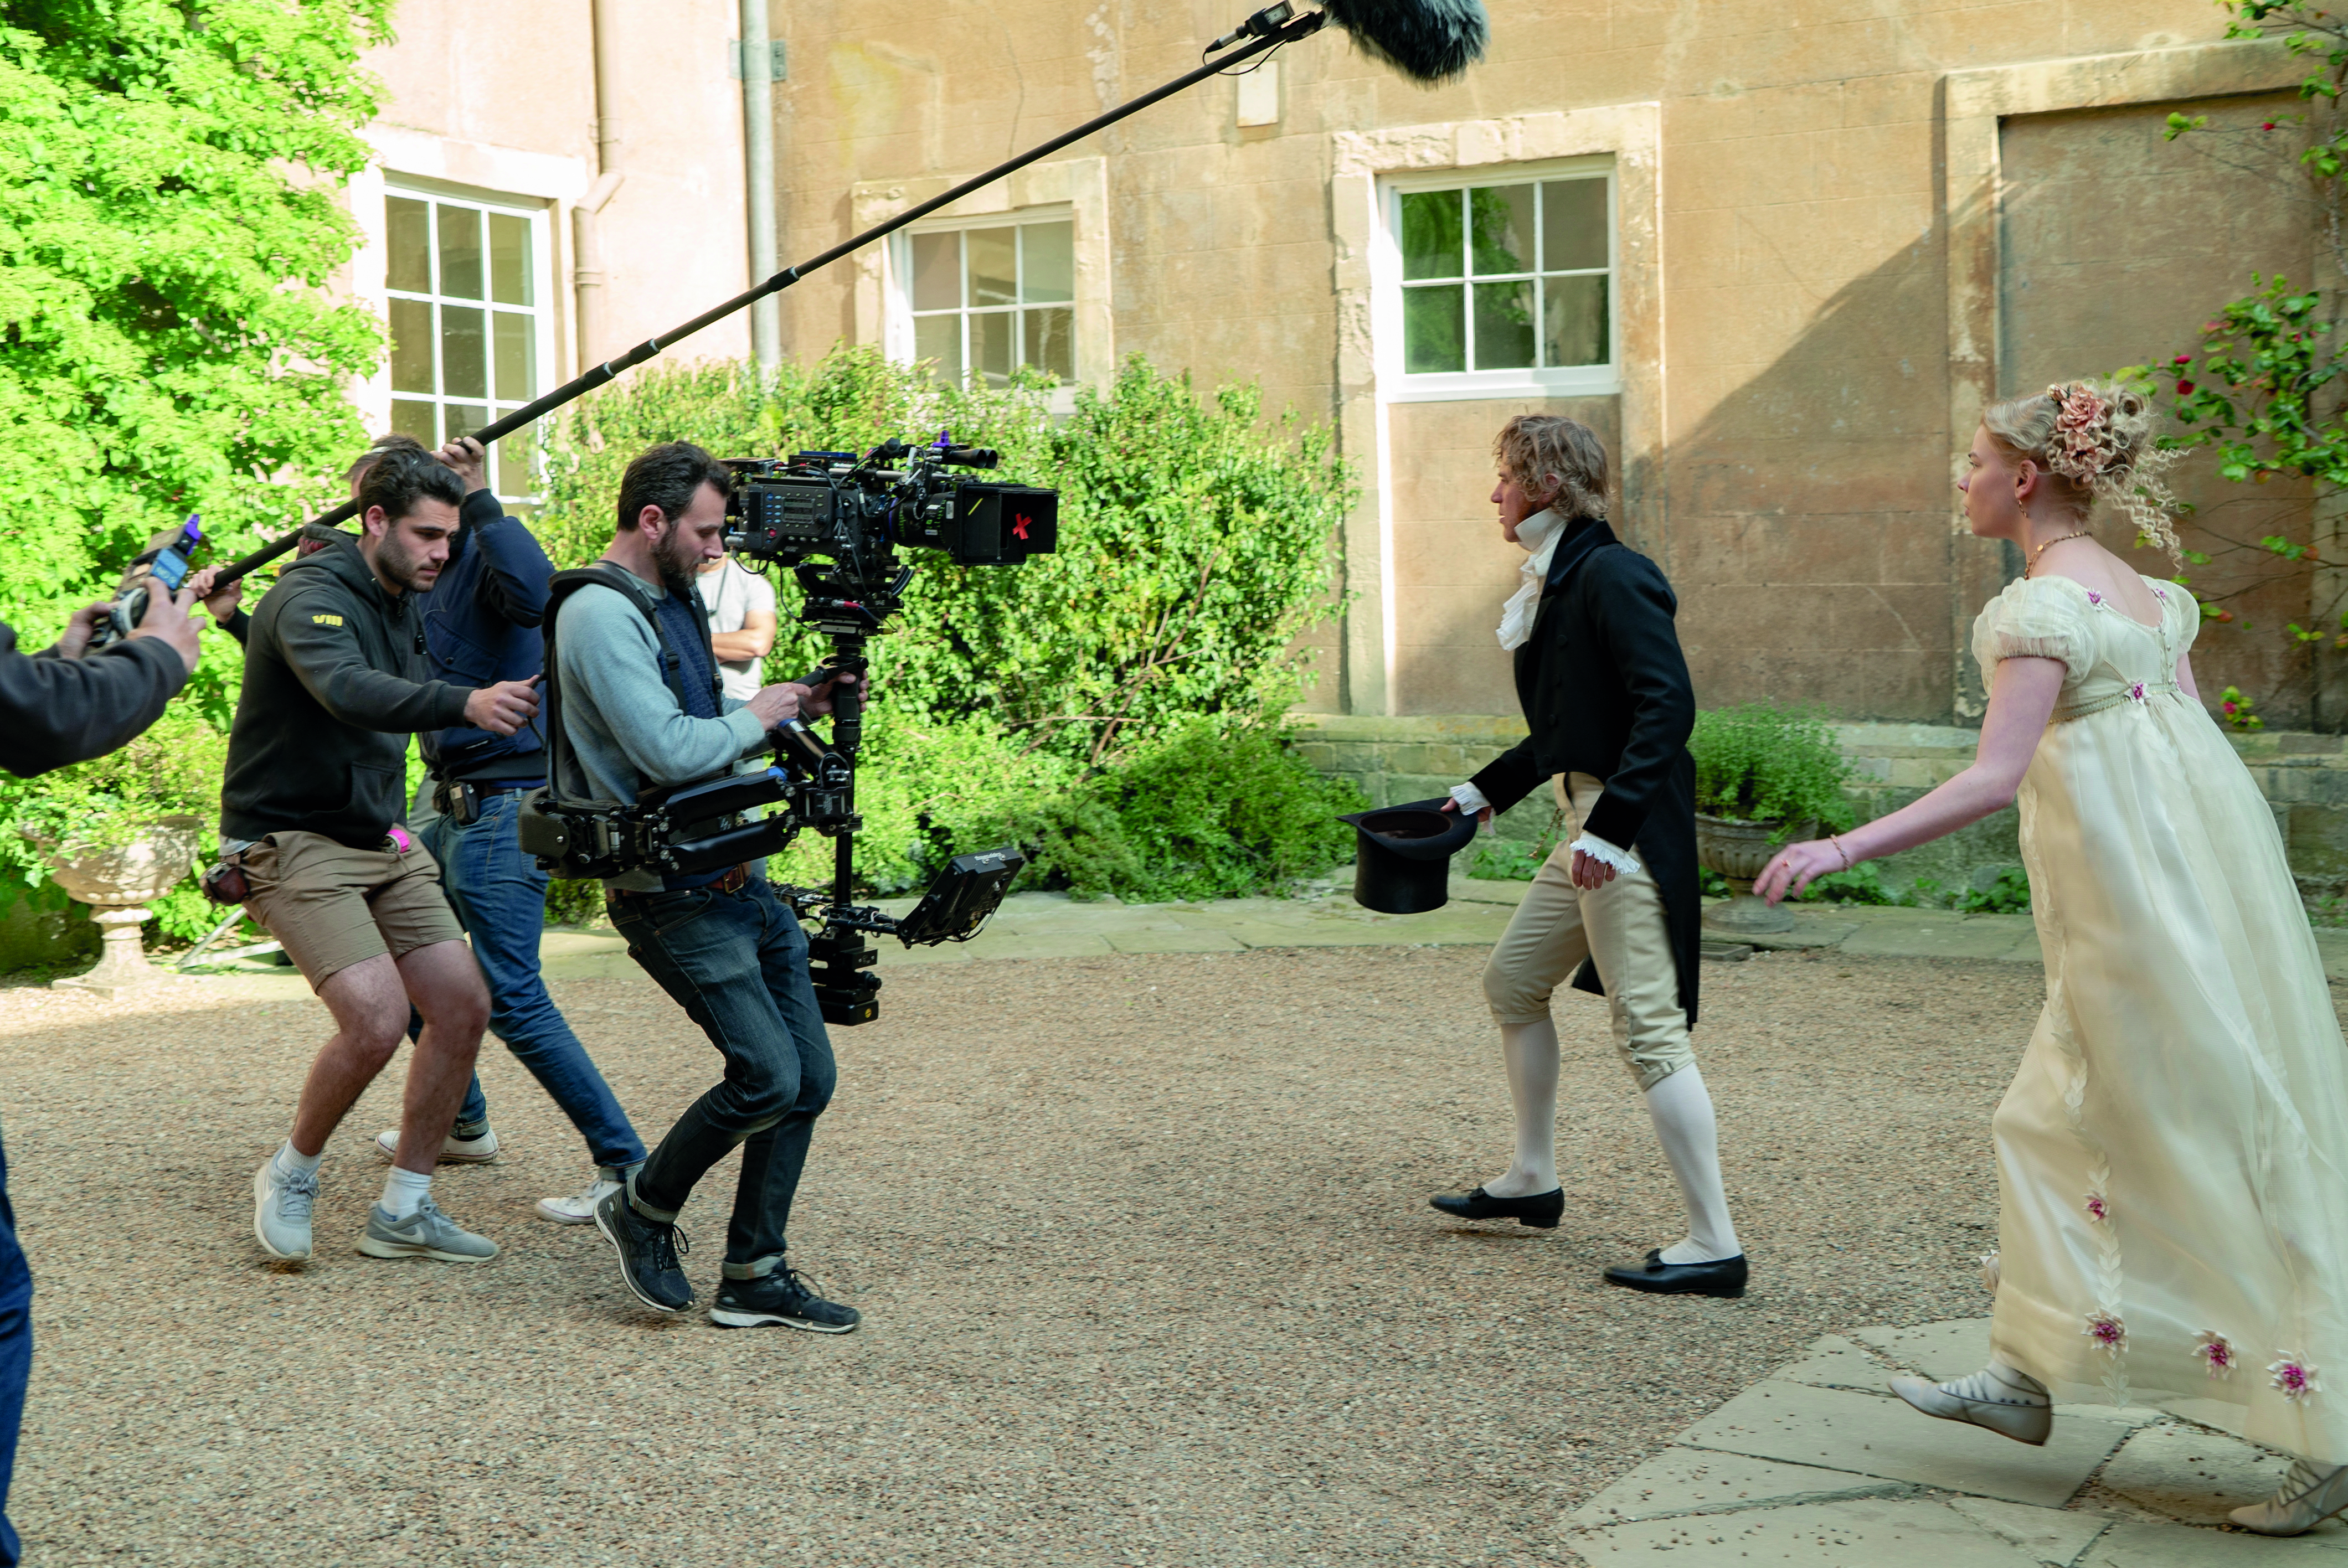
[1481,772,1694,1091]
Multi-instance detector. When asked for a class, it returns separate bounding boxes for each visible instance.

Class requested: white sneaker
[253,1158,317,1262]
[373,1124,499,1165]
[1889,1363,2052,1446]
[2232,1458,2348,1535]
[536,1175,622,1225]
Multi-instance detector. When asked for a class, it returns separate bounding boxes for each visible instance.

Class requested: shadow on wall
[1646,231,1957,723]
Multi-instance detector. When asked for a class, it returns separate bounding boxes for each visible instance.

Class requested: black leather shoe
[1428,1185,1564,1228]
[1603,1249,1748,1298]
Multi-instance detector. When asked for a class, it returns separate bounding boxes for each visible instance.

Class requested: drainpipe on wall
[740,0,781,373]
[573,0,626,372]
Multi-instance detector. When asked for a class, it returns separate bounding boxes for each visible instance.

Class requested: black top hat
[1338,798,1480,914]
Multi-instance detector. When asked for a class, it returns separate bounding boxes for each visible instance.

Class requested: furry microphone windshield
[1322,0,1488,84]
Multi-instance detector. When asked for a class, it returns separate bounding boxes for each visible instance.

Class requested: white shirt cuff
[1567,833,1640,874]
[1448,782,1495,831]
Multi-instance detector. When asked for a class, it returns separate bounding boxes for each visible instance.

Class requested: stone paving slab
[1673,1379,2138,1508]
[1573,1495,2074,1566]
[1571,1447,1903,1526]
[1770,1333,1901,1390]
[2096,1423,2294,1528]
[1855,1318,1996,1381]
[2079,1518,2348,1561]
[1945,1495,2114,1565]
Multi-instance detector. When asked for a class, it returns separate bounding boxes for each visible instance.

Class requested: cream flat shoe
[2231,1458,2348,1535]
[1889,1364,2052,1447]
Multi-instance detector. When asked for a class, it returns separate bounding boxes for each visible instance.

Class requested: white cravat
[1496,508,1568,652]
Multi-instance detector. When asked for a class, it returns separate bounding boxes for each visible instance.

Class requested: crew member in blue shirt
[392,435,647,1224]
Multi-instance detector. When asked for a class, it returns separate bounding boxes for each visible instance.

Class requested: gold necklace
[2026,528,2094,575]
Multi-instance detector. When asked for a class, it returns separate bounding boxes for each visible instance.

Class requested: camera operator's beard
[652,529,703,600]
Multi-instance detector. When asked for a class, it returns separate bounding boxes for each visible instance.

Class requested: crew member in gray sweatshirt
[558,442,867,1334]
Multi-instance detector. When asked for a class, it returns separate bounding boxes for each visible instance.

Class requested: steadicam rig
[709,436,1059,1025]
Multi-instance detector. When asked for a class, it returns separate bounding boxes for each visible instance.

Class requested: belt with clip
[606,864,752,903]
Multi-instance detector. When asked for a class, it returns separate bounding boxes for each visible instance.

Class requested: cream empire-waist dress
[1975,572,2348,1459]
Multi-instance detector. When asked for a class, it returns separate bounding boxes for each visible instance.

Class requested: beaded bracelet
[1830,834,1852,871]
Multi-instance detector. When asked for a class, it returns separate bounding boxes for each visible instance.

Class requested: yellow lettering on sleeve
[310,613,343,626]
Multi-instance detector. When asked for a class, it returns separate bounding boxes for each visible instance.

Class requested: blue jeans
[610,878,836,1273]
[0,1129,30,1566]
[415,791,645,1172]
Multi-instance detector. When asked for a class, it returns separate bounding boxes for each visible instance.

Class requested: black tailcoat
[1467,517,1702,1027]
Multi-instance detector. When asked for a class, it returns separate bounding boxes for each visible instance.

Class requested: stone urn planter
[39,815,204,997]
[1695,812,1801,936]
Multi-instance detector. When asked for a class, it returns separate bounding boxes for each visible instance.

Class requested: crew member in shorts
[221,448,541,1266]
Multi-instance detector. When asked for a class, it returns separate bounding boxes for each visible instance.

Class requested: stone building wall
[765,2,2326,728]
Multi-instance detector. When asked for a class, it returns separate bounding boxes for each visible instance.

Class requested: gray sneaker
[355,1196,498,1263]
[253,1158,317,1262]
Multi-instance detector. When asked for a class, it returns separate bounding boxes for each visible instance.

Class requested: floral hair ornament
[2035,377,2187,564]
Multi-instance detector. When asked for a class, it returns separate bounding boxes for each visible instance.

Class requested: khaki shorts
[239,829,464,991]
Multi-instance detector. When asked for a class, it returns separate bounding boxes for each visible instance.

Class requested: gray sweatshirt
[553,565,769,891]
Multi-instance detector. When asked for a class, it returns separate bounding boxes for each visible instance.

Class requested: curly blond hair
[1981,378,2185,560]
[1492,415,1608,520]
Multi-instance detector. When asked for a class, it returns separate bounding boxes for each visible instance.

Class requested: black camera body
[724,436,1058,580]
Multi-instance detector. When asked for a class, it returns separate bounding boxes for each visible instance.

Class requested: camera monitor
[897,844,1027,946]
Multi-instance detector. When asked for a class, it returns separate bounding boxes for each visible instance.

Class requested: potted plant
[1687,703,1856,934]
[1,707,226,995]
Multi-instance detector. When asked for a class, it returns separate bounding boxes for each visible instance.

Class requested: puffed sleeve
[1969,578,2091,685]
[2160,579,2200,660]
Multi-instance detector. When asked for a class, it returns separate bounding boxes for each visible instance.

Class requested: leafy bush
[1044,718,1367,902]
[1689,704,1857,835]
[0,1,393,721]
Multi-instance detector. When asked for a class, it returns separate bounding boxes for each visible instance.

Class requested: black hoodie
[219,533,471,846]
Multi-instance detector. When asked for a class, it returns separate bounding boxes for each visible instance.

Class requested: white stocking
[1485,1018,1560,1197]
[1645,1064,1742,1263]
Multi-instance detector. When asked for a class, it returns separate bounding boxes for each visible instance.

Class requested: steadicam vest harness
[517,565,793,881]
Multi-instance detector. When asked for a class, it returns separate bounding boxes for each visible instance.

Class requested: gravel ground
[0,945,2077,1565]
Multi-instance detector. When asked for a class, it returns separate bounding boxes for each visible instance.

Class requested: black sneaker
[593,1187,692,1313]
[710,1265,861,1333]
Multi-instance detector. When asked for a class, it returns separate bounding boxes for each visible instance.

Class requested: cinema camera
[522,435,1059,1026]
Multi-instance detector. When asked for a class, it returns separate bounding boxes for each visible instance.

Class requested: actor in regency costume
[1758,379,2348,1536]
[1430,415,1747,1299]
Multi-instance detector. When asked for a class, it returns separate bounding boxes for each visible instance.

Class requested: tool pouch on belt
[200,859,250,905]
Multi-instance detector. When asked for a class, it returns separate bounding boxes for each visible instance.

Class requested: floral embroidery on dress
[2086,590,2106,607]
[2197,1331,2238,1378]
[2270,1355,2321,1401]
[2128,683,2148,703]
[2086,1312,2128,1353]
[2085,1192,2109,1222]
[2151,585,2170,602]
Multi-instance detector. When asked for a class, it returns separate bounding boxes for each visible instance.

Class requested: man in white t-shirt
[698,555,779,702]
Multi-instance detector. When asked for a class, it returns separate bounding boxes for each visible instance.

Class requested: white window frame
[884,203,1079,415]
[1376,157,1620,403]
[380,179,559,503]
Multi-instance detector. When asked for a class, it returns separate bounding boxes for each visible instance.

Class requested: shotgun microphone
[1321,0,1489,84]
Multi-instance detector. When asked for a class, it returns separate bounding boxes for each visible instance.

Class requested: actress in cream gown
[1760,380,2348,1534]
